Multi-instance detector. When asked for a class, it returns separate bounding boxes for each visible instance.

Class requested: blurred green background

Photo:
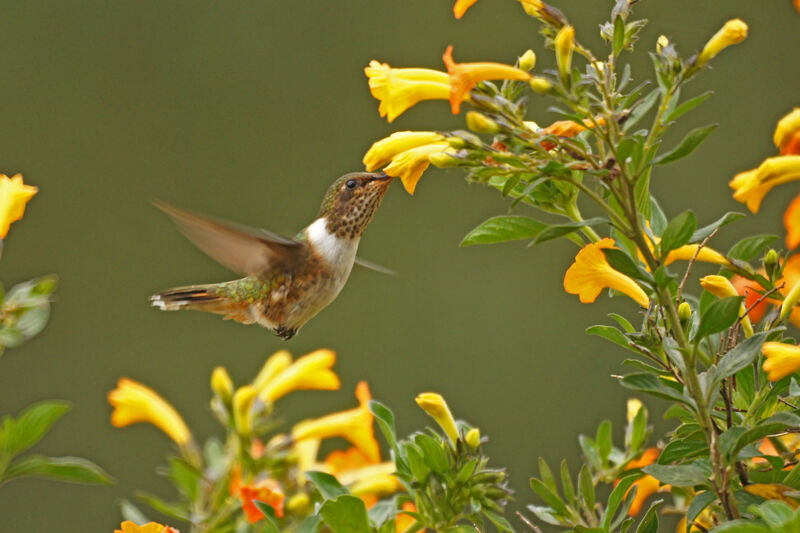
[0,1,798,530]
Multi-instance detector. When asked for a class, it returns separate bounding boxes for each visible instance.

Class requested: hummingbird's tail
[151,282,258,323]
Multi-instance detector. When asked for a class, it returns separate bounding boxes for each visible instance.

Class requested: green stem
[564,201,601,243]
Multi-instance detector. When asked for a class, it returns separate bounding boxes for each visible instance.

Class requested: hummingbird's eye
[345,179,358,190]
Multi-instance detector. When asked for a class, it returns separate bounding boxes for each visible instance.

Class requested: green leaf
[624,89,660,132]
[685,491,716,532]
[655,124,717,165]
[1,455,112,485]
[708,521,770,532]
[602,473,639,530]
[531,218,608,246]
[596,420,613,464]
[665,91,713,122]
[619,373,689,404]
[319,495,371,533]
[165,457,201,502]
[560,459,576,507]
[613,15,626,57]
[657,438,708,465]
[650,197,668,235]
[368,497,398,528]
[610,313,636,333]
[414,434,448,474]
[484,510,514,533]
[587,325,634,351]
[782,458,800,490]
[642,463,707,487]
[369,400,399,458]
[297,515,322,533]
[602,248,653,284]
[306,471,348,500]
[635,499,663,533]
[691,212,745,243]
[120,499,149,525]
[731,413,800,457]
[405,443,430,482]
[579,465,595,512]
[135,492,190,521]
[694,296,743,340]
[717,332,767,380]
[460,216,547,246]
[660,211,697,256]
[254,501,280,533]
[2,400,71,457]
[728,235,778,262]
[530,477,571,519]
[538,457,557,494]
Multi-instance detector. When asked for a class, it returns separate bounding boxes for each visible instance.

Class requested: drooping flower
[762,342,800,381]
[453,0,479,18]
[442,45,532,114]
[230,466,285,523]
[292,381,380,462]
[0,174,37,239]
[252,350,292,391]
[563,238,650,307]
[696,19,748,67]
[699,275,753,337]
[114,521,178,533]
[383,142,453,195]
[108,378,192,447]
[784,193,800,249]
[622,447,668,516]
[731,156,800,213]
[365,61,452,122]
[638,232,730,268]
[415,392,460,445]
[775,108,800,155]
[256,349,340,403]
[363,131,452,194]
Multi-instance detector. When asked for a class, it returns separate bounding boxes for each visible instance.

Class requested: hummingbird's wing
[154,201,301,277]
[354,257,397,276]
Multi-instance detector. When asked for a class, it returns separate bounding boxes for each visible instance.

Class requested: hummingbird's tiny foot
[275,325,297,340]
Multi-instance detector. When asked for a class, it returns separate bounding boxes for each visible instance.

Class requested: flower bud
[465,427,481,449]
[446,136,466,149]
[529,76,553,94]
[554,25,575,80]
[286,493,311,515]
[233,385,257,436]
[626,398,643,423]
[656,35,669,54]
[678,301,692,321]
[428,151,460,168]
[211,366,234,405]
[696,19,748,67]
[415,393,459,445]
[765,249,780,280]
[518,49,537,71]
[466,111,500,134]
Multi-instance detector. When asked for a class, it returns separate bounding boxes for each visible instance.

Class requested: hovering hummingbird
[151,171,393,340]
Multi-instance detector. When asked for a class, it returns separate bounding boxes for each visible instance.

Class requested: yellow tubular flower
[363,131,445,172]
[700,275,753,337]
[252,350,292,391]
[517,0,566,27]
[108,378,192,446]
[294,437,321,485]
[775,108,800,155]
[554,25,575,79]
[442,45,532,114]
[365,61,452,122]
[233,385,258,436]
[383,142,453,195]
[292,381,379,462]
[0,174,38,238]
[453,0,479,18]
[415,392,460,444]
[563,238,650,308]
[257,349,340,404]
[696,19,748,66]
[211,366,234,403]
[763,342,800,381]
[731,156,800,213]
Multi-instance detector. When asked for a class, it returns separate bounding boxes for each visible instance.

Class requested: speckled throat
[323,182,390,239]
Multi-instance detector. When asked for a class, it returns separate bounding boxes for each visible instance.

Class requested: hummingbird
[150,171,393,340]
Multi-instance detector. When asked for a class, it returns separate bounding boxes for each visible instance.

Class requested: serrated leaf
[460,216,547,246]
[319,495,371,533]
[306,471,348,500]
[655,124,717,165]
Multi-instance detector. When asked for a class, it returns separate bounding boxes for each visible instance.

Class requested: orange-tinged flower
[325,446,373,473]
[292,381,380,462]
[731,275,770,323]
[763,341,800,381]
[115,522,178,533]
[731,156,800,213]
[233,477,285,523]
[108,378,192,447]
[786,193,800,249]
[442,45,531,114]
[564,238,650,307]
[775,108,800,155]
[365,61,452,122]
[0,174,37,239]
[622,448,668,516]
[453,0,478,18]
[256,349,340,403]
[397,502,422,533]
[795,0,800,14]
[539,117,607,150]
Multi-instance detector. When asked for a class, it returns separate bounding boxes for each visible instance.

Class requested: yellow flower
[0,174,37,239]
[775,108,800,155]
[233,385,257,436]
[294,437,321,485]
[108,378,192,446]
[365,61,451,122]
[781,279,800,321]
[345,463,402,501]
[252,349,292,391]
[563,238,650,308]
[554,25,575,79]
[731,156,800,213]
[744,483,800,509]
[292,381,379,462]
[465,427,481,449]
[442,45,532,114]
[699,275,753,337]
[256,349,340,403]
[415,392,460,444]
[115,521,178,533]
[517,0,566,27]
[763,342,800,381]
[453,0,479,18]
[363,131,451,195]
[784,193,800,249]
[621,448,668,516]
[696,19,748,67]
[626,398,643,423]
[638,233,731,268]
[211,366,233,403]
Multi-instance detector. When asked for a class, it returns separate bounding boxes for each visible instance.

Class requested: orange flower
[397,502,423,532]
[442,45,532,114]
[115,522,178,533]
[775,108,800,155]
[564,238,650,307]
[540,118,606,150]
[325,446,373,473]
[731,275,770,323]
[795,0,800,14]
[622,448,668,516]
[453,0,478,18]
[786,193,800,250]
[230,466,285,523]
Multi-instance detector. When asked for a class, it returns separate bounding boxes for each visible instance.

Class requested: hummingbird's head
[318,171,393,238]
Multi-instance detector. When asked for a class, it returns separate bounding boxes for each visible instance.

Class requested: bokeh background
[0,1,798,530]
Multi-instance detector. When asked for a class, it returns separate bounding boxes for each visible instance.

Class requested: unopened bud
[529,76,553,94]
[211,366,234,404]
[626,398,643,423]
[678,301,692,321]
[465,427,481,448]
[233,385,257,436]
[656,35,669,54]
[554,25,575,80]
[446,136,466,149]
[466,111,500,134]
[518,49,537,71]
[416,392,460,445]
[428,151,460,168]
[286,493,311,514]
[696,19,748,67]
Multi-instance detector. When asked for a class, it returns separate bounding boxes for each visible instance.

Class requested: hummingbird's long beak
[369,171,392,182]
